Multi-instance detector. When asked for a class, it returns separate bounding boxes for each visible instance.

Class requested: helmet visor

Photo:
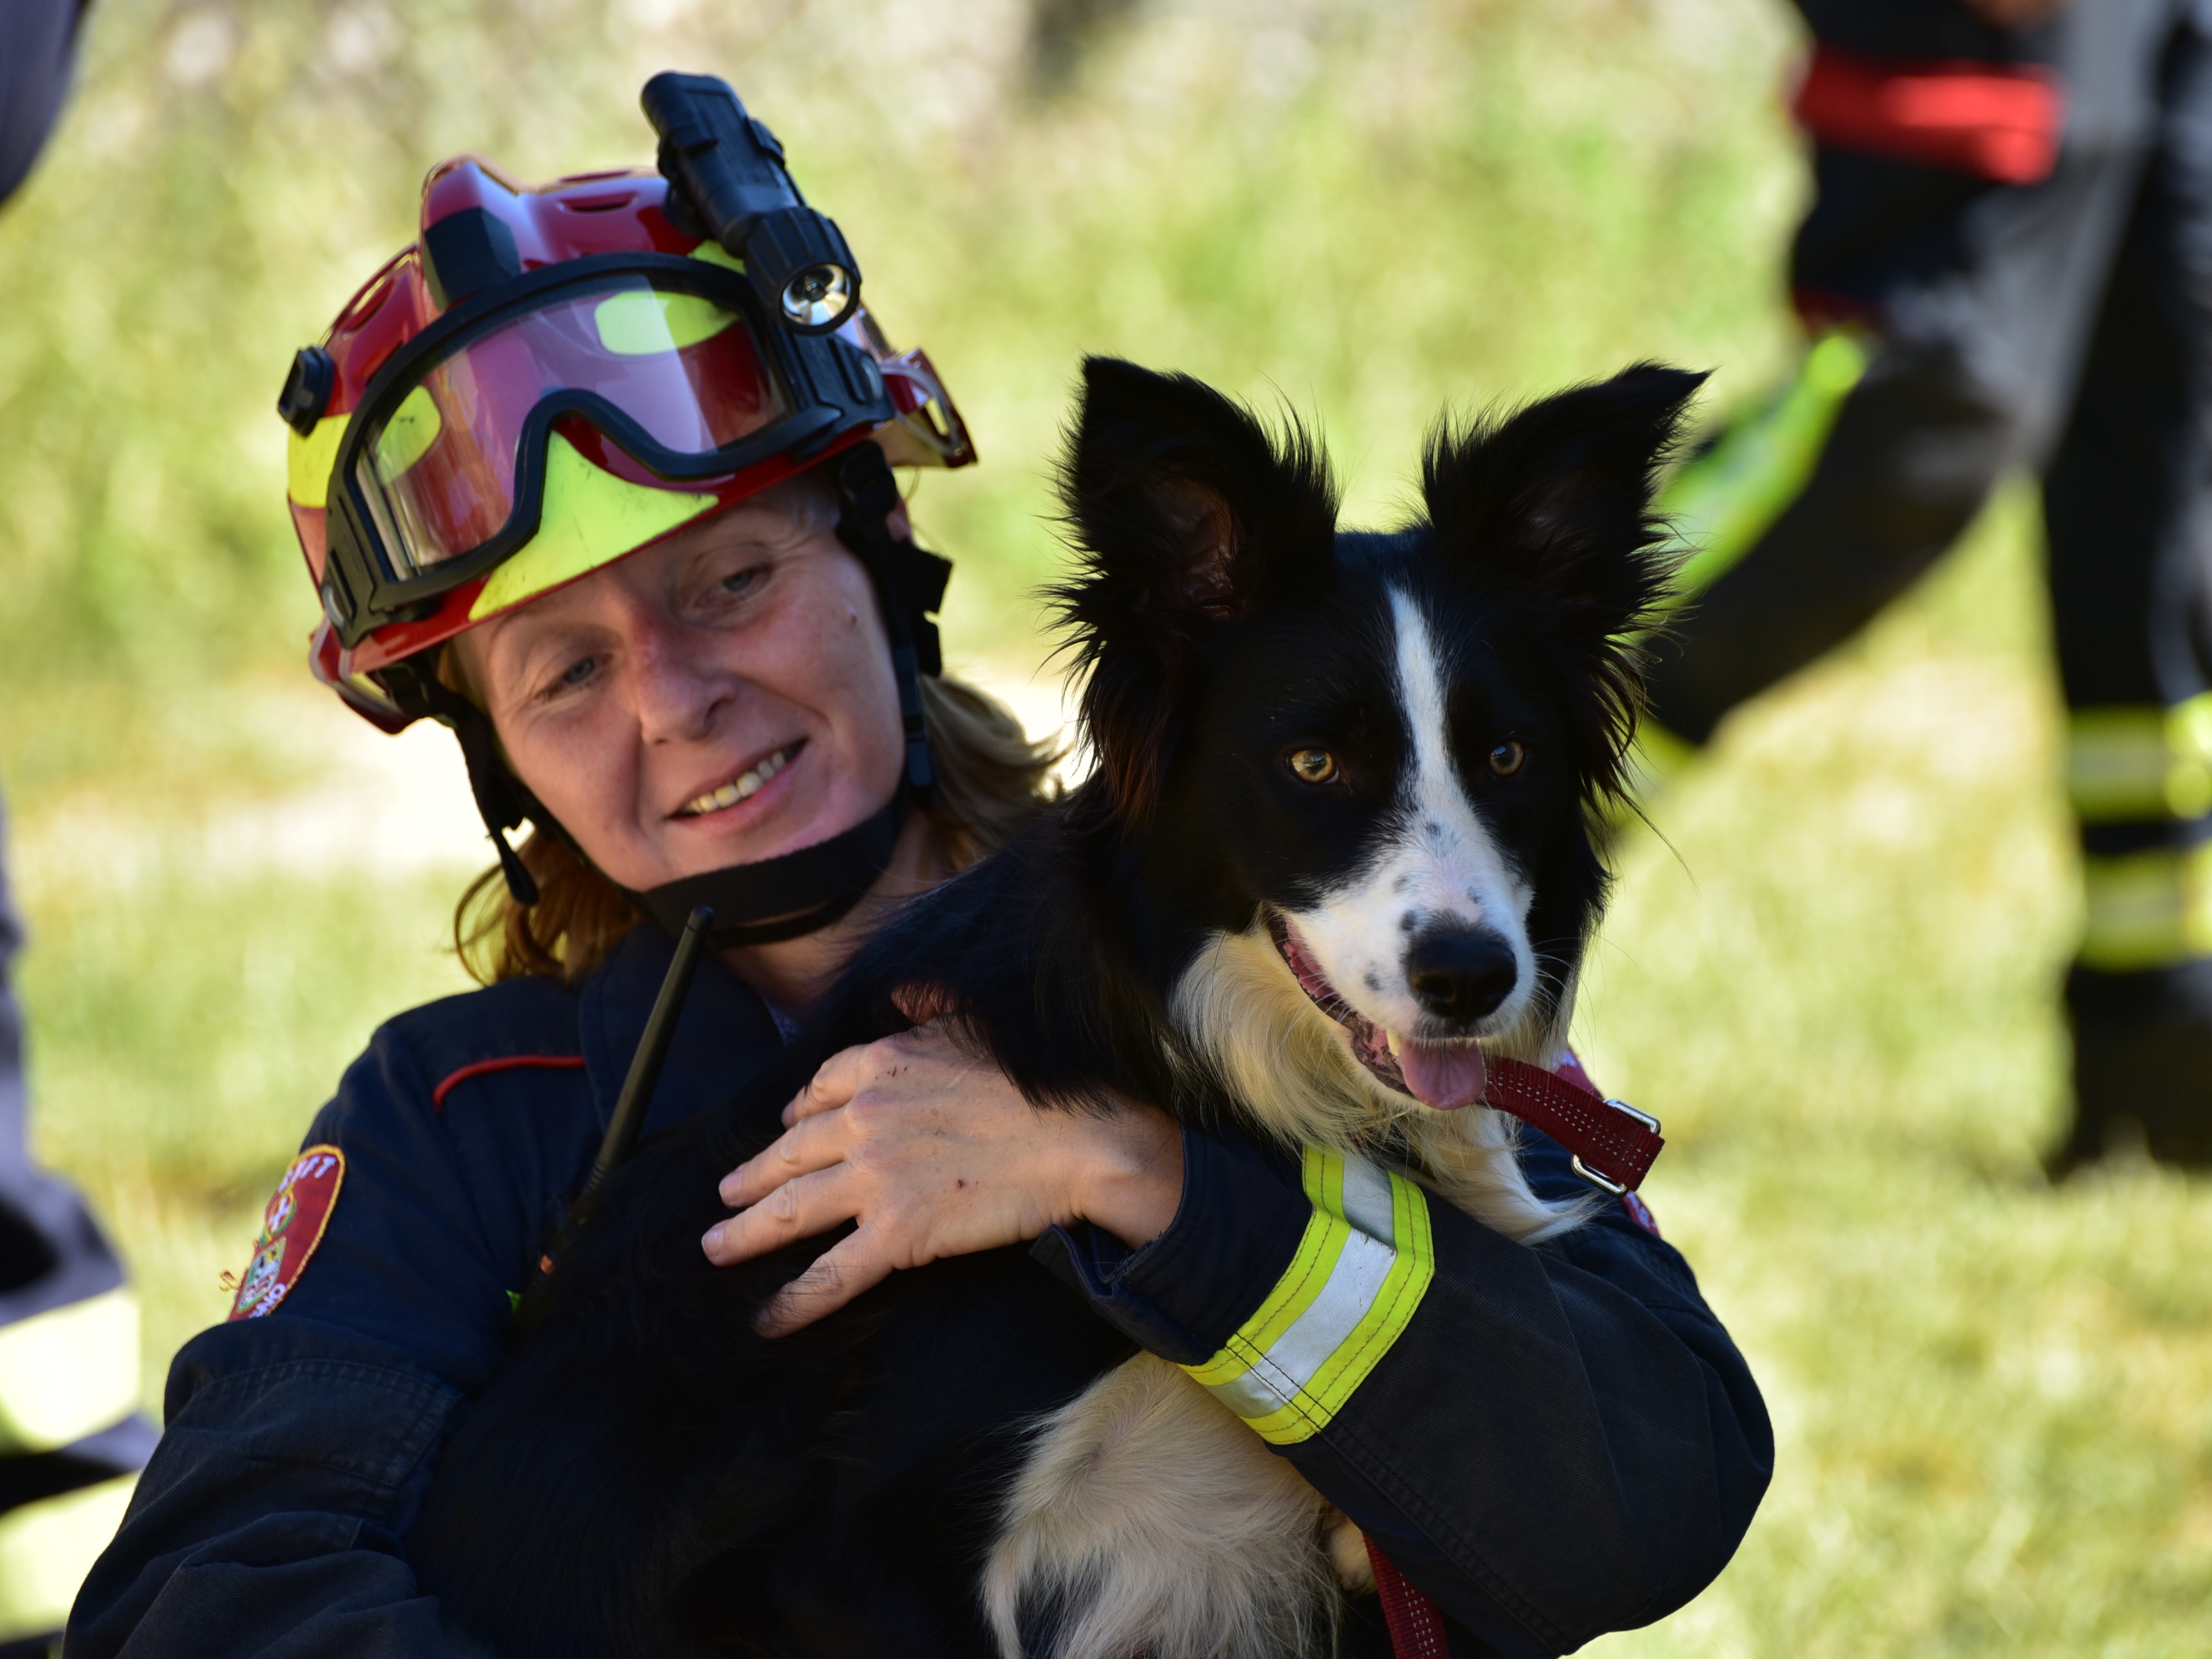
[352,269,787,578]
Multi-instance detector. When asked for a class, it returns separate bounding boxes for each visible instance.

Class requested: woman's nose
[624,611,733,744]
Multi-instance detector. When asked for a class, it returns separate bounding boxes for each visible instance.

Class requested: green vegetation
[3,0,2205,1651]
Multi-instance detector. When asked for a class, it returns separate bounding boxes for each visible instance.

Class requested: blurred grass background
[0,0,2205,1651]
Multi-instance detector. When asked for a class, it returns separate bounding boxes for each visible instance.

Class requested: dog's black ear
[1052,356,1337,826]
[1421,363,1705,811]
[1421,362,1705,639]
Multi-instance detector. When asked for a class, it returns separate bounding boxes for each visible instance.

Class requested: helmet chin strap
[624,786,909,948]
[426,440,953,951]
[415,671,551,910]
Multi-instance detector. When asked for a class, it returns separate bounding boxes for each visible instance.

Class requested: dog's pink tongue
[1394,1040,1488,1111]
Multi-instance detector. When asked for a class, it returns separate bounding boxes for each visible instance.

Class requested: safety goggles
[317,252,898,648]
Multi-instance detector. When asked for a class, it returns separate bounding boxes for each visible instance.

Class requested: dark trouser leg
[2049,11,2212,1170]
[1646,345,2016,744]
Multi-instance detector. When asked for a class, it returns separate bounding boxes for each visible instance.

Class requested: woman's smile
[672,740,805,821]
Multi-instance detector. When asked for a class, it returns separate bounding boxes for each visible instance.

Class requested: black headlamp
[642,72,864,337]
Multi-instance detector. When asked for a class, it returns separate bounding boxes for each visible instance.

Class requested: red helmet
[282,149,972,732]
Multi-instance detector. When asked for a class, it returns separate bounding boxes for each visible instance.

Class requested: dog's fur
[409,356,1700,1658]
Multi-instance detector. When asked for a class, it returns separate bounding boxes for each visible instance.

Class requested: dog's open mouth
[1266,912,1487,1112]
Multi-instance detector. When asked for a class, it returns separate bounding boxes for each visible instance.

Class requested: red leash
[1366,1537,1451,1658]
[1363,1058,1666,1656]
[1480,1056,1663,1194]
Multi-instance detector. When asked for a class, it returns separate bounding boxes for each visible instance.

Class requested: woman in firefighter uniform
[67,89,1770,1658]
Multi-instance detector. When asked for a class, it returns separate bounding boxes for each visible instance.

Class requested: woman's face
[453,481,905,895]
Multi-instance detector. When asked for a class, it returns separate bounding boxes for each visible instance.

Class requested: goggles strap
[625,789,909,949]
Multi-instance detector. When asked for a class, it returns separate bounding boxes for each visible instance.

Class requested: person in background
[0,1,159,1652]
[1642,0,2212,1174]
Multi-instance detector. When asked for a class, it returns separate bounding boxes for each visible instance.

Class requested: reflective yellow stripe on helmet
[2070,695,2212,823]
[1181,1150,1434,1447]
[469,431,716,619]
[2080,842,2212,971]
[0,1474,135,1644]
[0,1288,139,1456]
[286,413,349,510]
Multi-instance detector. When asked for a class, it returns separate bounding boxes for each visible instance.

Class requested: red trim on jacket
[1793,43,2065,185]
[431,1053,587,1110]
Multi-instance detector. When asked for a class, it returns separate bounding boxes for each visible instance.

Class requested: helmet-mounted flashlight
[641,72,862,337]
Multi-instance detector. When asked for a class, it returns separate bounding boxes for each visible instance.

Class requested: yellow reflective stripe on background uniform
[0,1288,139,1455]
[0,1474,135,1643]
[2069,695,2212,823]
[1182,1150,1434,1447]
[1657,331,1871,603]
[2080,842,2212,971]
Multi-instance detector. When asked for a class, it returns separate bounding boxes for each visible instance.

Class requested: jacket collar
[576,924,786,1141]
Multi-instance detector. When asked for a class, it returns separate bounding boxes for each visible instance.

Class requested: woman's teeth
[680,748,791,817]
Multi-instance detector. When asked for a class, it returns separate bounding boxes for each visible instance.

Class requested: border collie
[410,355,1701,1658]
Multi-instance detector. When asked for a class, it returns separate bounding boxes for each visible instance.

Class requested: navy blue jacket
[68,925,1769,1658]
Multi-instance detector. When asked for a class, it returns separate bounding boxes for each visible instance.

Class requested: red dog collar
[1482,1057,1665,1194]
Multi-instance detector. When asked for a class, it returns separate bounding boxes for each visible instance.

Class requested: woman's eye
[1288,748,1340,785]
[544,655,598,696]
[1489,740,1526,776]
[706,561,769,607]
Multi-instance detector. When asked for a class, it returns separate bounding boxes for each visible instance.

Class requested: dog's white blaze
[1282,586,1537,1042]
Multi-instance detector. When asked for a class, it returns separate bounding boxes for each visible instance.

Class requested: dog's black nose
[1405,927,1520,1024]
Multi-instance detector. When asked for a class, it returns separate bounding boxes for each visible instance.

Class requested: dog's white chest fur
[983,1353,1347,1659]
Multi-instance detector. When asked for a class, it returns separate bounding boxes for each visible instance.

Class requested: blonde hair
[453,671,1062,985]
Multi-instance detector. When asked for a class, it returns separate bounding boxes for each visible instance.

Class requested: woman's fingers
[702,1165,854,1265]
[700,1021,1185,1337]
[781,1033,907,1128]
[752,1235,894,1336]
[719,1108,845,1208]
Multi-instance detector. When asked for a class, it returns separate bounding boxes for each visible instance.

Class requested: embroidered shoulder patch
[1619,1190,1662,1238]
[228,1146,346,1321]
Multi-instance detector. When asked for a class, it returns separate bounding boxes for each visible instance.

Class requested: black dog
[410,356,1700,1657]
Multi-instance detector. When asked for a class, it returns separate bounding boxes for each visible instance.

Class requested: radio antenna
[585,906,714,1199]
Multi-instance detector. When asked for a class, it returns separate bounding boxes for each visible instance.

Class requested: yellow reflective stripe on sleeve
[285,412,349,509]
[0,1288,140,1455]
[0,1474,135,1642]
[1181,1150,1435,1447]
[2069,695,2212,823]
[2080,842,2212,971]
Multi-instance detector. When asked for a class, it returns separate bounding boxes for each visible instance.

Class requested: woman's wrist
[1070,1101,1183,1251]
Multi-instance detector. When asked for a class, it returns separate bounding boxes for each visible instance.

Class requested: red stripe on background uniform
[1792,44,2065,186]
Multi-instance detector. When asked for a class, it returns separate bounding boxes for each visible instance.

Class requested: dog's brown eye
[1288,748,1339,785]
[1489,740,1526,776]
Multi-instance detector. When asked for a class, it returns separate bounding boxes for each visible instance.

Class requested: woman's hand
[704,1021,1183,1335]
